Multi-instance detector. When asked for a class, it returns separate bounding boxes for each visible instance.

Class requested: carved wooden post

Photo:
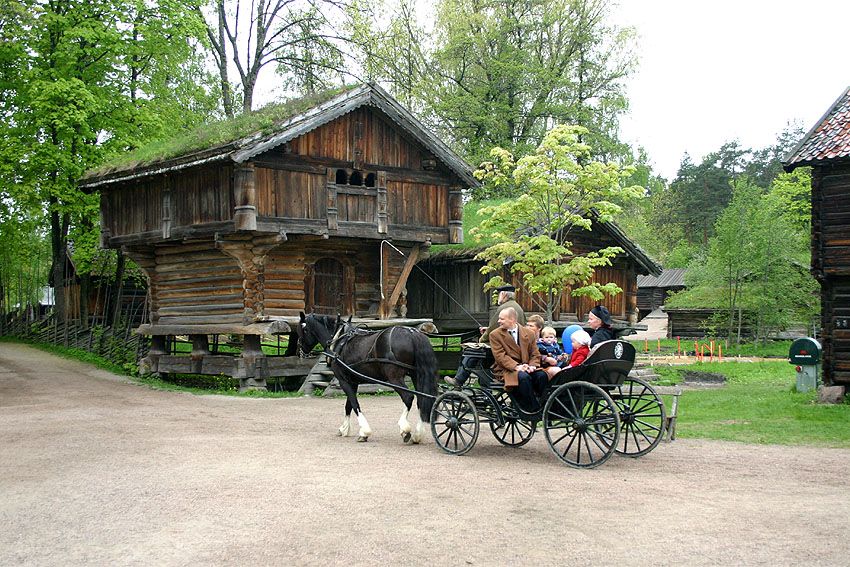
[353,118,364,170]
[326,169,338,232]
[376,171,388,234]
[162,174,172,239]
[240,334,267,391]
[216,234,285,325]
[190,334,210,374]
[449,187,463,244]
[233,162,257,231]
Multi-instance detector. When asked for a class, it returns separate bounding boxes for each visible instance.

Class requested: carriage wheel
[489,390,536,447]
[609,377,666,457]
[543,381,620,468]
[431,391,479,455]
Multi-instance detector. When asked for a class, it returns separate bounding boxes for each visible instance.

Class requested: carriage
[430,340,667,468]
[298,313,666,469]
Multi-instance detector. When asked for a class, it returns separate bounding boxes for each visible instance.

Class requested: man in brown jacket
[490,306,549,412]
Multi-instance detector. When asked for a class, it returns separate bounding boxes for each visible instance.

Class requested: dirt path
[1,342,848,567]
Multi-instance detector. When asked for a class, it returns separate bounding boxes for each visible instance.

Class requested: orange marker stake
[694,341,698,360]
[677,336,681,358]
[710,340,715,362]
[645,338,648,353]
[657,339,661,352]
[718,343,722,362]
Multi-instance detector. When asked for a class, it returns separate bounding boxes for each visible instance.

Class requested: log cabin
[80,84,477,389]
[637,268,686,314]
[406,214,662,333]
[784,85,850,392]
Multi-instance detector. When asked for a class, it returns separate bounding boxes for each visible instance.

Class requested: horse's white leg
[338,414,351,437]
[398,408,412,440]
[411,415,427,444]
[356,411,372,442]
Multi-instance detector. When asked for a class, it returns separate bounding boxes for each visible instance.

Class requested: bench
[652,386,683,441]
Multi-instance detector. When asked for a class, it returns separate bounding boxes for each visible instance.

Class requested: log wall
[151,242,244,325]
[813,162,850,385]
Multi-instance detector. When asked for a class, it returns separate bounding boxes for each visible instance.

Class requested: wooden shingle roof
[784,86,850,171]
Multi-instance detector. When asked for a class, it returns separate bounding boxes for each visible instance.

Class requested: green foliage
[361,0,636,186]
[668,177,818,344]
[472,124,640,321]
[654,360,850,447]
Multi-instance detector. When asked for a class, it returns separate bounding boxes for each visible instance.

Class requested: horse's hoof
[402,432,412,444]
[357,436,368,442]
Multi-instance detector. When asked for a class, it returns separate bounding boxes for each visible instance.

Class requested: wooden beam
[379,242,391,318]
[386,244,420,317]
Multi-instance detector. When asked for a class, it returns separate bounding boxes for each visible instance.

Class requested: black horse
[297,313,438,443]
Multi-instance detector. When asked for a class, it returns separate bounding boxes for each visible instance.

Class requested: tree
[1,0,216,325]
[195,0,354,116]
[472,124,641,322]
[670,179,818,345]
[361,0,636,190]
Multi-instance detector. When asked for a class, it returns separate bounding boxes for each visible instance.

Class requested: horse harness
[330,324,417,372]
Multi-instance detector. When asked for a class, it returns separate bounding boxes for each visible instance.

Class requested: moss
[85,85,356,179]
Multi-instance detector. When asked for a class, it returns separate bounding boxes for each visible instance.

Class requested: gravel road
[1,341,848,566]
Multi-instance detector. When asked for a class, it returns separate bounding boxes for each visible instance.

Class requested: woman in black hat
[587,305,615,348]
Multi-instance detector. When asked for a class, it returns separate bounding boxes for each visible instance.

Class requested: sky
[614,0,850,180]
[253,0,850,182]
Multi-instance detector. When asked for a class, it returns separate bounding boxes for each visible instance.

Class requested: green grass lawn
[655,360,850,447]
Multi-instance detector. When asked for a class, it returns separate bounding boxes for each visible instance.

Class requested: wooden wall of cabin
[253,108,451,231]
[813,162,850,385]
[263,237,416,319]
[149,242,244,325]
[407,254,639,329]
[100,164,234,241]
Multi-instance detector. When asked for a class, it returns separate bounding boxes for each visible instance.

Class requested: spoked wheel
[431,391,480,455]
[609,377,666,457]
[543,381,620,468]
[490,391,535,447]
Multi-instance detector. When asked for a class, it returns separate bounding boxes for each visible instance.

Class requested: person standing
[447,284,527,387]
[588,305,615,347]
[489,307,549,412]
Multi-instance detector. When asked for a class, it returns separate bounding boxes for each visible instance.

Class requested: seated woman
[564,330,591,368]
[538,326,567,378]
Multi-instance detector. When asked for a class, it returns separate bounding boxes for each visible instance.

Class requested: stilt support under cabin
[136,320,314,391]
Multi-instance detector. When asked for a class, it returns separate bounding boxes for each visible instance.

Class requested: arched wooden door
[309,257,345,315]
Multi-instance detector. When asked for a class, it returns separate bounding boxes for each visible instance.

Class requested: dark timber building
[784,86,850,392]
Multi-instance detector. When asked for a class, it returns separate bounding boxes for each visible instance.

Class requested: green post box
[789,337,821,392]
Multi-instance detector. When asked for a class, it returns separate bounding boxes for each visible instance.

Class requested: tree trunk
[79,272,90,328]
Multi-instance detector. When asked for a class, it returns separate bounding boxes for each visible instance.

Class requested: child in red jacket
[566,329,592,367]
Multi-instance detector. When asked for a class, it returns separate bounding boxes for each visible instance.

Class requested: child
[538,326,566,378]
[565,330,592,368]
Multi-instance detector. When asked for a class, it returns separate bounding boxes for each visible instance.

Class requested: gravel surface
[2,341,849,566]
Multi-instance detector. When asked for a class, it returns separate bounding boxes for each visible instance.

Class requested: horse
[296,312,439,444]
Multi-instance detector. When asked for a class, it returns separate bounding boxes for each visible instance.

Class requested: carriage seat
[549,340,636,388]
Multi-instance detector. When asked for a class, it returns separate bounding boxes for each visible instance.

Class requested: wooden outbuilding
[80,84,477,389]
[406,214,662,333]
[637,268,686,314]
[784,85,850,391]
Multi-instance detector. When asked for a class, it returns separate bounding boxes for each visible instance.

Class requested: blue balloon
[561,324,582,354]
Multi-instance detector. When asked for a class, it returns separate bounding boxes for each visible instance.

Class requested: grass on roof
[89,86,355,177]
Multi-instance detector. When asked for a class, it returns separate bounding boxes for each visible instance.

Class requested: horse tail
[411,331,438,424]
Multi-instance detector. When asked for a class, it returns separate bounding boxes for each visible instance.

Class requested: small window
[335,169,348,185]
[349,171,363,186]
[365,173,376,187]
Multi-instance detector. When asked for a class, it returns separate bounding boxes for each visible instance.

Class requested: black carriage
[430,340,667,468]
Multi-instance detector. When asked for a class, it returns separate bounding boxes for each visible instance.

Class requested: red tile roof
[784,86,850,171]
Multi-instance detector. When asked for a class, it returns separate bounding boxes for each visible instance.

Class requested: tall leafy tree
[473,124,641,322]
[195,0,355,115]
[360,0,636,192]
[2,0,216,323]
